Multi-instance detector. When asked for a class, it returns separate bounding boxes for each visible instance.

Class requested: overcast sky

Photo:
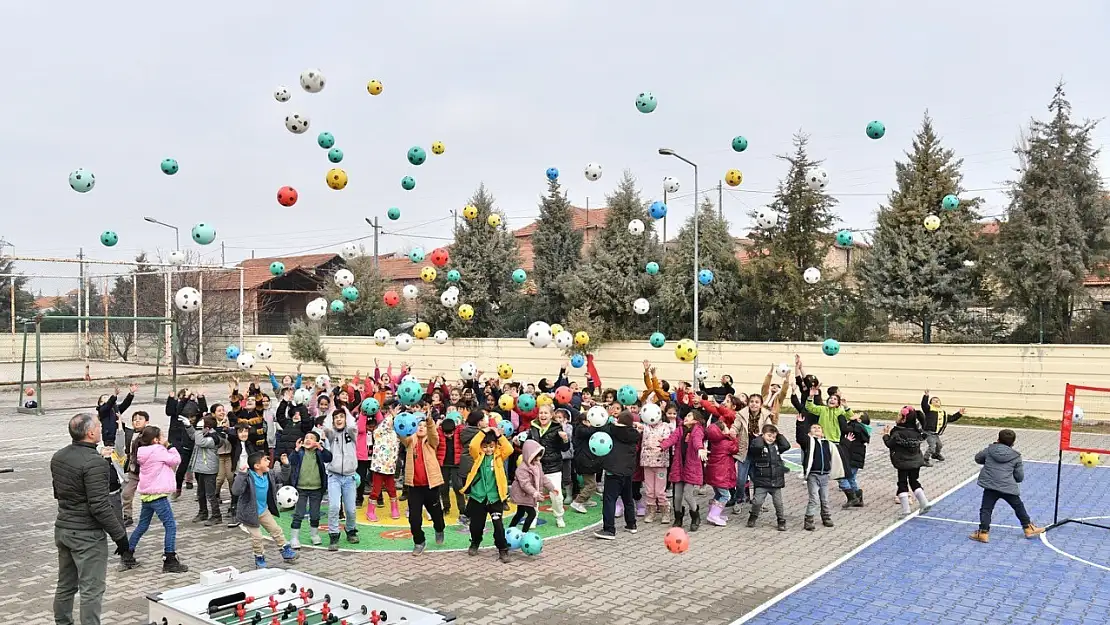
[3,0,1109,295]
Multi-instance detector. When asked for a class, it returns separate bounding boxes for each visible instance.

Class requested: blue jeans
[838,466,859,491]
[327,474,357,533]
[712,487,731,504]
[735,459,751,500]
[128,496,176,553]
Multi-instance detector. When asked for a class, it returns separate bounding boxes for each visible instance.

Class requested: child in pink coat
[660,411,707,532]
[125,425,189,573]
[639,413,676,523]
[508,439,555,532]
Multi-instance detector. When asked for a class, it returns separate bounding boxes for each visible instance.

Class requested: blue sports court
[737,460,1110,625]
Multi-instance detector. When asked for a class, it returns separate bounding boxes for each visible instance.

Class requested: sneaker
[191,512,208,523]
[311,532,322,546]
[777,518,787,532]
[468,544,479,556]
[280,544,298,562]
[555,518,566,528]
[328,534,340,552]
[435,531,445,545]
[412,543,426,556]
[254,555,267,569]
[457,515,469,527]
[593,530,616,540]
[346,529,360,544]
[625,527,638,534]
[570,502,588,514]
[290,534,301,550]
[118,552,140,571]
[162,552,189,574]
[123,516,133,527]
[585,500,598,508]
[227,518,240,528]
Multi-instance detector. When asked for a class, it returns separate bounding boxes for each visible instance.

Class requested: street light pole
[143,217,180,250]
[658,148,699,378]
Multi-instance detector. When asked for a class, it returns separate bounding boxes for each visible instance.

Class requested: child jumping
[124,426,188,573]
[969,429,1045,542]
[462,427,514,563]
[884,407,932,517]
[920,391,965,466]
[232,451,298,568]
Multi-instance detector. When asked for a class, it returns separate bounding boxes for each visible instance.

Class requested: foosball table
[146,568,454,625]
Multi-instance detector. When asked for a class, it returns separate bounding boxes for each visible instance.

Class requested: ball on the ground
[589,431,613,456]
[725,169,743,187]
[100,231,118,247]
[665,527,690,553]
[174,287,200,312]
[367,79,383,95]
[191,223,216,245]
[274,86,291,102]
[866,120,886,139]
[663,176,680,193]
[408,146,427,166]
[317,132,335,149]
[506,527,524,550]
[584,162,602,181]
[160,158,179,175]
[285,113,310,134]
[521,531,543,556]
[277,186,298,207]
[1079,452,1101,468]
[635,92,657,113]
[822,338,840,356]
[546,167,559,181]
[942,194,960,211]
[299,69,325,93]
[731,136,748,152]
[649,332,666,348]
[69,168,95,193]
[401,176,416,191]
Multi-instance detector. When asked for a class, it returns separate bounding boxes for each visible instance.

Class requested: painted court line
[917,515,1021,530]
[1040,516,1110,573]
[727,471,981,625]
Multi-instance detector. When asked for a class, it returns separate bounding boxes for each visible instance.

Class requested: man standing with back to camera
[50,412,132,625]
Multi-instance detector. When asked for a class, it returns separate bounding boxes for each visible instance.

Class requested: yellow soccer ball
[725,169,743,187]
[550,323,564,336]
[420,266,437,283]
[412,322,430,339]
[488,213,502,228]
[431,141,445,155]
[497,363,514,380]
[458,304,474,320]
[675,338,698,362]
[1080,452,1101,468]
[537,394,553,407]
[498,394,515,411]
[574,331,590,347]
[463,204,479,220]
[326,168,348,190]
[367,80,383,96]
[924,214,941,231]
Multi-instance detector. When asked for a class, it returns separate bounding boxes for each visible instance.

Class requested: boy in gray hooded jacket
[970,429,1044,542]
[322,407,360,549]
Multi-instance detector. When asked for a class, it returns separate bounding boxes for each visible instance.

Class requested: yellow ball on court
[412,322,430,339]
[1080,452,1101,468]
[367,80,383,95]
[326,168,348,190]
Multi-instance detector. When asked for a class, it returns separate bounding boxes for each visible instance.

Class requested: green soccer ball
[329,300,346,313]
[649,332,666,348]
[942,194,960,211]
[822,338,840,356]
[328,148,344,163]
[645,261,660,275]
[865,121,886,140]
[317,132,335,149]
[617,384,638,406]
[401,176,416,191]
[341,286,359,302]
[512,268,527,284]
[269,262,285,276]
[635,92,657,114]
[407,146,426,166]
[100,231,119,247]
[731,136,748,152]
[388,207,401,220]
[520,531,544,556]
[191,223,216,245]
[835,229,853,247]
[69,168,95,193]
[446,269,461,283]
[160,158,179,175]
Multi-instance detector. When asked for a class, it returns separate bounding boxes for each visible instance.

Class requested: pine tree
[565,171,662,339]
[857,113,983,343]
[323,255,408,336]
[740,133,839,340]
[287,318,332,374]
[0,257,35,324]
[997,83,1110,342]
[659,197,743,340]
[530,177,583,323]
[417,184,524,338]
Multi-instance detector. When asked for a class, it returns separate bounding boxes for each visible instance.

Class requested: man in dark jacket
[51,413,131,625]
[746,423,791,531]
[594,411,641,540]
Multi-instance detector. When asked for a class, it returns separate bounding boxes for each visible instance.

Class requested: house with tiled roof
[206,253,346,334]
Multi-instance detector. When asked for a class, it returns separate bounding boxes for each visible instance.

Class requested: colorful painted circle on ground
[268,493,603,552]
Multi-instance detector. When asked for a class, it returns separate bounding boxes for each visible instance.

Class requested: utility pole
[450,209,457,230]
[662,190,668,244]
[717,181,723,220]
[364,217,382,271]
[221,241,226,266]
[77,248,84,347]
[1,238,13,337]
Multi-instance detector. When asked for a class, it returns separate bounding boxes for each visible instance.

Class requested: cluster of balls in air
[224,341,275,371]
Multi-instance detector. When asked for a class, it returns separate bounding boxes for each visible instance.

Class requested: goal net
[1051,384,1110,531]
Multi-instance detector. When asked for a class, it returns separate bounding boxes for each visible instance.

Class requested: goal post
[1050,383,1110,531]
[16,314,178,414]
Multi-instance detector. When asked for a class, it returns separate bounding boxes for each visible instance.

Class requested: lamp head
[658,148,675,156]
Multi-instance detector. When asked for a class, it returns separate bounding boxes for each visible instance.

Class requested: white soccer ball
[663,176,680,193]
[299,68,326,93]
[334,269,355,288]
[293,388,311,405]
[174,287,201,312]
[527,321,553,348]
[433,330,449,344]
[641,403,662,425]
[756,208,778,229]
[633,297,650,315]
[776,363,791,378]
[340,242,360,260]
[584,162,603,181]
[806,167,829,191]
[273,86,291,102]
[306,298,327,321]
[554,331,574,349]
[694,366,710,382]
[459,361,478,381]
[440,290,458,308]
[255,343,273,360]
[445,285,460,295]
[237,353,256,371]
[803,267,822,285]
[284,113,310,134]
[402,284,419,300]
[168,250,187,266]
[277,485,299,510]
[315,375,330,387]
[586,406,609,428]
[395,333,414,352]
[373,328,390,345]
[628,219,645,236]
[1073,406,1085,422]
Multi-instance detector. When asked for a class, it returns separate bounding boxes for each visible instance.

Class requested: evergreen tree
[740,133,839,340]
[659,197,743,340]
[287,318,332,374]
[565,171,662,339]
[857,113,983,343]
[0,257,35,325]
[997,83,1110,342]
[530,178,583,323]
[417,184,524,338]
[323,255,408,336]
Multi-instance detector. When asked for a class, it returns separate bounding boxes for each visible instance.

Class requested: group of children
[89,353,1047,571]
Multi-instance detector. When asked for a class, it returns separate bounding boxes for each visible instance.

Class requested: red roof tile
[208,253,342,291]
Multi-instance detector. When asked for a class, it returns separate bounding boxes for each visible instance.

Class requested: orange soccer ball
[664,527,689,554]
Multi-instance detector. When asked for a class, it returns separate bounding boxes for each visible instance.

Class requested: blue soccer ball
[393,412,418,437]
[698,269,714,285]
[225,345,240,360]
[570,353,586,368]
[546,167,559,181]
[499,420,515,437]
[649,201,667,219]
[506,527,524,550]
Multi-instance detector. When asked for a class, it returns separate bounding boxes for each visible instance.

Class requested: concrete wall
[0,332,82,362]
[208,336,1110,419]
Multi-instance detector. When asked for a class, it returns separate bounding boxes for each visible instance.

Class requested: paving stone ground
[0,386,1089,624]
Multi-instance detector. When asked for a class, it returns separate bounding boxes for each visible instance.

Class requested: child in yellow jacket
[461,427,515,562]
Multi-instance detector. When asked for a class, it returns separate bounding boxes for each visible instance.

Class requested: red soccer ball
[383,291,400,307]
[664,527,689,554]
[430,247,450,268]
[554,387,572,405]
[277,186,298,207]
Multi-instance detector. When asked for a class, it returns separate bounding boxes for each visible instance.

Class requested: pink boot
[615,499,624,518]
[366,503,378,522]
[390,499,401,520]
[707,501,727,527]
